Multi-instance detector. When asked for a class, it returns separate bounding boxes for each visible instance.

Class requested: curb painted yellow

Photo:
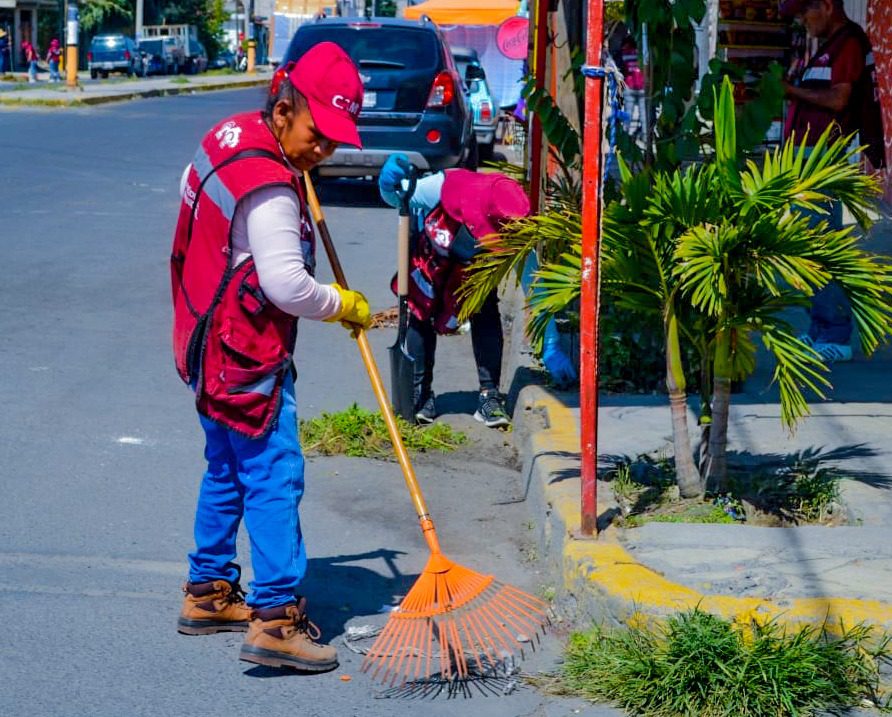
[522,385,892,632]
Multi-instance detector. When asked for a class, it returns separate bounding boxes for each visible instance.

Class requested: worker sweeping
[378,156,577,426]
[169,41,370,672]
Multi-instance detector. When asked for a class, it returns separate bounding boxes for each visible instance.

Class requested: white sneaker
[814,342,852,364]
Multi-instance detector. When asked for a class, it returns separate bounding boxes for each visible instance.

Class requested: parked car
[184,38,208,74]
[137,41,165,76]
[209,49,235,70]
[281,17,476,178]
[451,47,498,161]
[87,34,141,79]
[137,36,185,75]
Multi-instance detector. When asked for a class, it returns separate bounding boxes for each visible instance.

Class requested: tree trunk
[705,329,733,493]
[665,311,703,497]
[697,352,713,476]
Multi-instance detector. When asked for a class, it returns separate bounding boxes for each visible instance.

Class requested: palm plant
[517,76,892,495]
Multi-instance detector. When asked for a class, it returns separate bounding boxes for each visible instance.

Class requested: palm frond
[458,210,581,322]
[760,326,831,428]
[527,245,583,350]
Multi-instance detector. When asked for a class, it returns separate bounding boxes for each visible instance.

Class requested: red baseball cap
[287,41,363,149]
[441,170,531,240]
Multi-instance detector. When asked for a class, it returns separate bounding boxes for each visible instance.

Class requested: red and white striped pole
[579,0,605,536]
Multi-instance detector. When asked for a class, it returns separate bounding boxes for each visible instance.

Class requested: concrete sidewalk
[0,70,269,107]
[508,216,892,635]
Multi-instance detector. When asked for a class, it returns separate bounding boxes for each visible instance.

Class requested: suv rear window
[289,25,439,71]
[92,36,125,49]
[139,40,162,53]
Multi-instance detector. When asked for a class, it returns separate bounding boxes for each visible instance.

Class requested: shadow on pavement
[242,547,417,679]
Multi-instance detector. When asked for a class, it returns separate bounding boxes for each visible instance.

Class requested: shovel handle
[397,216,410,297]
[302,173,440,551]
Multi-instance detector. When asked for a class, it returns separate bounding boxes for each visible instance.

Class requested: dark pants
[802,201,853,345]
[407,289,503,405]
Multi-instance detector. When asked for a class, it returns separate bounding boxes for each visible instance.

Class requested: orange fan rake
[303,173,550,686]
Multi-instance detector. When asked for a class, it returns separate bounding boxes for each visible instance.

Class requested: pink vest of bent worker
[170,111,315,438]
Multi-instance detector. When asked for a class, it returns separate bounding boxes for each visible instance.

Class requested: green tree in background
[160,0,228,58]
[79,0,132,33]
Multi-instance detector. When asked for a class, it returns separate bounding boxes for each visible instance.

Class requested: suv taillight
[426,71,455,108]
[87,51,93,62]
[480,100,493,123]
[124,50,131,60]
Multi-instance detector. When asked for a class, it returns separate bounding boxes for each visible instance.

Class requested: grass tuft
[559,608,891,716]
[299,403,466,459]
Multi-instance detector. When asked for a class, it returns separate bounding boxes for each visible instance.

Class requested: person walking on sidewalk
[22,40,38,83]
[170,41,370,672]
[378,156,531,427]
[46,38,61,82]
[781,0,886,364]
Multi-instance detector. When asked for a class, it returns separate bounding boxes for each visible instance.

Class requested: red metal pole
[528,0,549,210]
[579,0,604,536]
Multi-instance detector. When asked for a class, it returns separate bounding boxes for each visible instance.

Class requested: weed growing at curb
[299,403,466,459]
[607,453,846,527]
[556,608,891,716]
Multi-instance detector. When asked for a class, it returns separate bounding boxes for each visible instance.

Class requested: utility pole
[135,0,144,40]
[65,0,78,88]
[578,0,605,536]
[246,0,256,73]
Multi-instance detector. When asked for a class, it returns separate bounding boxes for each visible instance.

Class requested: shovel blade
[389,339,416,423]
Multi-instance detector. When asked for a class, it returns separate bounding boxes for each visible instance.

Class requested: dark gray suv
[282,17,477,178]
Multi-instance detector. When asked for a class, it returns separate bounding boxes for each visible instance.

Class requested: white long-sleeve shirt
[181,168,341,320]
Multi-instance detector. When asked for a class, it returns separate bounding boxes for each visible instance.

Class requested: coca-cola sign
[496,17,529,61]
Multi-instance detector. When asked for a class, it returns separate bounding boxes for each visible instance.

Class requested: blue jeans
[188,372,306,609]
[802,201,853,345]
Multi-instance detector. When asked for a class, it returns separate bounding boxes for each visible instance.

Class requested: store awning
[403,0,520,27]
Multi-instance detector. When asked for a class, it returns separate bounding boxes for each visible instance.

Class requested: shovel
[388,173,417,422]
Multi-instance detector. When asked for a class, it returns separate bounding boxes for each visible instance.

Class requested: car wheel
[461,136,479,171]
[90,69,97,79]
[479,139,495,162]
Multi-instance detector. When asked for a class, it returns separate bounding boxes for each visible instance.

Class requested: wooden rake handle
[302,173,442,554]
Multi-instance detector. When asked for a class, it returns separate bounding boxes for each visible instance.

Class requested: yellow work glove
[326,283,371,338]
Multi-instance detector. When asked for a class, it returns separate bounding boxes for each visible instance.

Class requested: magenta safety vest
[170,111,316,438]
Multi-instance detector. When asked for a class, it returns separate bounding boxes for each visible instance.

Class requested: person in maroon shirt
[780,0,877,364]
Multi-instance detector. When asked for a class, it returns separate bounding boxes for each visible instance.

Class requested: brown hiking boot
[239,598,338,672]
[177,580,251,635]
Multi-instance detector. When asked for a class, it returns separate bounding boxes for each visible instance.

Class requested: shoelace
[294,611,322,641]
[226,583,248,605]
[480,393,506,417]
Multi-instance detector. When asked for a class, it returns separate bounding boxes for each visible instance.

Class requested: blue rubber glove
[379,153,412,198]
[542,319,577,386]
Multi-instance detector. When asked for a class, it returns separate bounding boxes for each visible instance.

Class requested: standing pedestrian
[22,39,38,82]
[620,36,647,139]
[0,29,9,74]
[46,38,61,82]
[781,0,886,364]
[170,41,370,672]
[378,156,533,427]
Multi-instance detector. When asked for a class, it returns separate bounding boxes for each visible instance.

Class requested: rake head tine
[448,617,469,680]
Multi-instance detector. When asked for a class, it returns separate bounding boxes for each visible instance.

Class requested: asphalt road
[0,90,620,717]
